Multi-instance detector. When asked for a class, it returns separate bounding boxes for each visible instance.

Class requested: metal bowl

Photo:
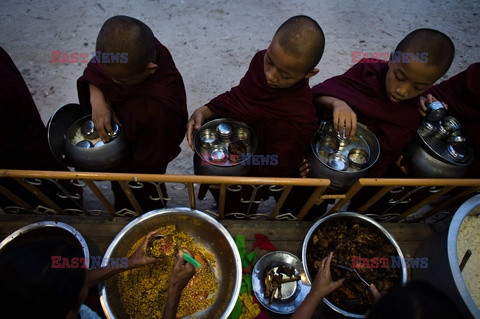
[307,121,380,191]
[47,103,90,167]
[302,212,407,318]
[348,148,369,170]
[99,207,242,319]
[252,251,311,314]
[193,118,258,176]
[0,221,90,267]
[65,115,128,171]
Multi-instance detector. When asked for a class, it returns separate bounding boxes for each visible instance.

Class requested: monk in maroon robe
[290,29,455,219]
[0,47,81,211]
[186,16,324,216]
[422,63,480,177]
[77,16,187,213]
[312,29,455,178]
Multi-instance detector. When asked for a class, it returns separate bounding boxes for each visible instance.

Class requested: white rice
[457,214,480,309]
[70,126,101,146]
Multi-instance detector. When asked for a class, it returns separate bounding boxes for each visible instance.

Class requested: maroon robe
[77,38,187,174]
[426,63,480,177]
[208,50,318,177]
[311,58,420,177]
[0,47,65,171]
[77,39,187,212]
[0,47,80,211]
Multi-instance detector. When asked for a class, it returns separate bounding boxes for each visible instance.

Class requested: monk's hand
[332,99,357,137]
[168,249,196,291]
[311,252,344,302]
[418,94,448,118]
[89,83,119,142]
[186,105,215,150]
[299,158,311,178]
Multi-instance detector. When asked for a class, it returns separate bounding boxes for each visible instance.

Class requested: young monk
[287,29,455,220]
[312,28,455,177]
[0,47,81,210]
[77,16,188,212]
[419,63,480,177]
[186,15,324,215]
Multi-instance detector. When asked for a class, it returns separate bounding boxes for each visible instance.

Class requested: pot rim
[0,221,90,267]
[302,212,407,318]
[447,194,480,318]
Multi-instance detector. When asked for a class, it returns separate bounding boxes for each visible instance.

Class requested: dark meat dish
[228,141,247,161]
[306,218,401,314]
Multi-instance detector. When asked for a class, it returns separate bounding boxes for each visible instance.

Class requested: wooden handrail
[1,169,479,222]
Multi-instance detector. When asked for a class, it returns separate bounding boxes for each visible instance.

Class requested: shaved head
[274,15,325,71]
[96,15,155,72]
[394,28,454,76]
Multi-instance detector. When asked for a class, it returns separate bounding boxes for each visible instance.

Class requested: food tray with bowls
[252,251,311,315]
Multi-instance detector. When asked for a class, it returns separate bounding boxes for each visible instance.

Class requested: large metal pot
[193,118,257,176]
[0,221,90,267]
[65,115,128,171]
[413,194,480,319]
[404,119,473,177]
[307,122,380,191]
[99,207,242,319]
[302,212,407,318]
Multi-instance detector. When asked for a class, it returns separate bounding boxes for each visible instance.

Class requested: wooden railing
[0,169,479,223]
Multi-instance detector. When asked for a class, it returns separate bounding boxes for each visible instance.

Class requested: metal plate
[252,251,311,314]
[46,103,90,167]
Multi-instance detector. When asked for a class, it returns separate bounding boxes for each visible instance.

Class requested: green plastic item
[182,252,202,268]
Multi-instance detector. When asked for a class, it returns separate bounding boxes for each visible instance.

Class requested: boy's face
[385,59,444,103]
[100,63,156,86]
[264,37,317,89]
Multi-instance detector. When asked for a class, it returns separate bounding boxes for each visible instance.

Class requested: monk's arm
[186,105,216,149]
[89,83,118,141]
[315,95,358,137]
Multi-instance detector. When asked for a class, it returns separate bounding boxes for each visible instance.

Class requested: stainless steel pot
[413,194,480,319]
[65,115,128,171]
[307,122,380,191]
[193,118,257,176]
[0,221,90,267]
[404,119,473,178]
[302,212,407,318]
[99,207,242,319]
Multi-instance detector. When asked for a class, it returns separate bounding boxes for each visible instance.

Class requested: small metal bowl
[81,119,98,139]
[328,152,349,171]
[216,123,233,142]
[426,101,447,122]
[348,148,369,170]
[209,147,228,163]
[318,136,339,157]
[200,129,219,148]
[234,127,251,144]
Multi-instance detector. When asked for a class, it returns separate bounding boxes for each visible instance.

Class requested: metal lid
[107,123,120,139]
[447,143,466,162]
[426,101,447,122]
[216,123,233,137]
[94,140,105,148]
[81,120,97,138]
[210,147,227,162]
[75,140,93,148]
[440,116,461,133]
[328,153,349,171]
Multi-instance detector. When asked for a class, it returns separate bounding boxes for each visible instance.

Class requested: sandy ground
[1,0,479,213]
